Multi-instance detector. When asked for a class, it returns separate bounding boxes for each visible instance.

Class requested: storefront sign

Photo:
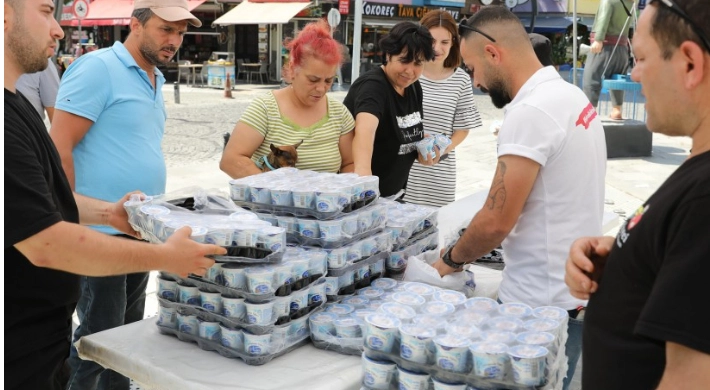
[339,0,350,15]
[363,2,460,20]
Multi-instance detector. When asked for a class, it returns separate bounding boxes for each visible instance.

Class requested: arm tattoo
[487,161,507,212]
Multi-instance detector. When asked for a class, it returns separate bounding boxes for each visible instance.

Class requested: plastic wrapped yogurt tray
[234,195,379,220]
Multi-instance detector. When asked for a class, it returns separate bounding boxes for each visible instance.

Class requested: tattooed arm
[433,155,540,276]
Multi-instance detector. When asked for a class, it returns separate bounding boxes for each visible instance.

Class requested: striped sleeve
[239,94,271,136]
[334,99,356,136]
[453,69,483,131]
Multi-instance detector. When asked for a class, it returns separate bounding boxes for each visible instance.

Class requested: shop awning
[517,15,576,33]
[61,0,206,27]
[213,0,311,25]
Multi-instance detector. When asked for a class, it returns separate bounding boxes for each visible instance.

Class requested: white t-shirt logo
[575,103,598,129]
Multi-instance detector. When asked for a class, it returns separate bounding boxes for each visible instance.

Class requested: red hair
[284,20,342,69]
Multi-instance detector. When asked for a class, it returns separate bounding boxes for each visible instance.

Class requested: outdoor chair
[236,59,248,82]
[197,62,208,87]
[177,60,192,85]
[249,61,268,84]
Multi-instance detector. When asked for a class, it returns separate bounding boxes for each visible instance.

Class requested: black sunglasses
[458,23,496,43]
[651,0,710,53]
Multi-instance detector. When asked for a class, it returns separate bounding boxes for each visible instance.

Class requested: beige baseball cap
[133,0,202,28]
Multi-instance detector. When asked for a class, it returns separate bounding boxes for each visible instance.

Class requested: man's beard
[481,78,511,109]
[139,42,176,66]
[8,19,50,74]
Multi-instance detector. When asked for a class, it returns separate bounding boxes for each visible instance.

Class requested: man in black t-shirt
[4,2,225,389]
[565,2,710,388]
[344,22,438,198]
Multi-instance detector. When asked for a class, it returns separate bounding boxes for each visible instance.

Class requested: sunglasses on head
[651,0,710,53]
[458,22,496,43]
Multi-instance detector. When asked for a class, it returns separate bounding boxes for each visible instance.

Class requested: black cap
[529,33,554,67]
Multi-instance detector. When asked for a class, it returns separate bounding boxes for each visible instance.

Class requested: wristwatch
[441,245,465,269]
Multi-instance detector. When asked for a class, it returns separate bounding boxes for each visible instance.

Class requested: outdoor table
[178,64,203,87]
[242,63,263,84]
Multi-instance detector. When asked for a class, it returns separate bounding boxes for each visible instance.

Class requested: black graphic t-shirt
[583,151,710,389]
[344,67,424,197]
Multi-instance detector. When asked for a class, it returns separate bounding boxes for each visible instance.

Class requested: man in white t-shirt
[432,7,606,390]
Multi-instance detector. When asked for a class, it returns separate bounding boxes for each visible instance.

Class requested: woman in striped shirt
[403,11,483,207]
[220,20,355,178]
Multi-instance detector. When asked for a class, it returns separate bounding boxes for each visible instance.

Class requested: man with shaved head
[432,6,607,388]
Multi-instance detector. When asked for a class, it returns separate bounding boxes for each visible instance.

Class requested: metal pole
[78,18,83,57]
[351,0,363,83]
[572,0,578,85]
[276,23,283,82]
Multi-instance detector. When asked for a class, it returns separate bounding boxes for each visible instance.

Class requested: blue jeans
[562,316,584,390]
[67,271,149,390]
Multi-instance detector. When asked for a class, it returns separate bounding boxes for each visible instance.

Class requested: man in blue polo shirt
[50,1,201,389]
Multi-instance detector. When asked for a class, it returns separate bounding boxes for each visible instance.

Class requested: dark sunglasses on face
[458,22,496,43]
[651,0,710,53]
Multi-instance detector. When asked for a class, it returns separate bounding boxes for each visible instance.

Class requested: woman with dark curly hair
[344,21,435,198]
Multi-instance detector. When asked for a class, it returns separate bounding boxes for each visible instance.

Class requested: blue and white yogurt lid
[365,313,402,329]
[358,287,385,299]
[469,342,509,355]
[412,314,448,330]
[480,331,517,345]
[454,309,490,327]
[391,292,426,307]
[379,302,417,321]
[433,334,471,348]
[524,318,560,333]
[485,316,524,333]
[310,312,339,323]
[399,324,436,339]
[498,302,533,318]
[516,331,556,346]
[432,290,467,306]
[422,301,456,316]
[508,344,549,359]
[463,297,499,313]
[325,304,355,315]
[533,306,569,322]
[403,282,436,296]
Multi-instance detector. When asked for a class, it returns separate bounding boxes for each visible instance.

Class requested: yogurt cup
[270,186,293,206]
[234,225,260,247]
[416,136,436,160]
[297,218,320,239]
[370,204,388,227]
[364,313,401,353]
[178,284,200,306]
[276,216,298,234]
[220,325,244,351]
[387,251,407,270]
[516,331,556,350]
[325,303,355,316]
[334,317,362,338]
[374,232,392,253]
[245,266,276,295]
[256,213,279,226]
[189,226,209,244]
[292,187,315,209]
[245,300,275,325]
[272,263,294,287]
[243,331,272,356]
[342,296,370,308]
[157,305,177,329]
[432,290,467,306]
[412,315,448,332]
[508,345,549,386]
[308,282,326,305]
[486,316,524,333]
[358,287,385,300]
[199,290,223,313]
[361,355,396,390]
[177,313,199,336]
[229,179,250,201]
[446,322,482,340]
[481,331,517,345]
[391,292,426,309]
[198,320,221,341]
[309,312,338,340]
[422,301,456,317]
[433,334,471,373]
[470,342,510,380]
[337,270,355,288]
[205,225,234,246]
[289,315,310,339]
[271,325,290,350]
[324,276,339,295]
[455,310,490,328]
[258,226,286,253]
[357,209,374,232]
[341,214,359,236]
[326,247,349,269]
[222,296,246,319]
[399,324,437,364]
[360,237,379,257]
[123,194,153,224]
[355,264,370,282]
[138,204,170,233]
[349,179,365,202]
[371,278,398,291]
[307,250,328,276]
[464,297,499,313]
[315,189,342,212]
[346,241,363,262]
[402,282,436,300]
[379,302,417,323]
[152,214,172,241]
[157,277,178,301]
[221,264,247,290]
[498,302,534,319]
[370,259,385,276]
[248,185,271,204]
[524,318,561,336]
[289,287,309,313]
[289,257,310,281]
[205,262,223,285]
[319,219,343,242]
[272,296,290,318]
[431,378,467,390]
[397,367,430,390]
[533,306,569,326]
[359,176,380,198]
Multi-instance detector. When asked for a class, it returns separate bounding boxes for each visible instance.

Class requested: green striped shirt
[241,92,355,173]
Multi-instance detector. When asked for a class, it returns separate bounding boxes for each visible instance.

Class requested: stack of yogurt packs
[380,200,439,279]
[126,187,327,365]
[230,169,393,303]
[348,282,570,390]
